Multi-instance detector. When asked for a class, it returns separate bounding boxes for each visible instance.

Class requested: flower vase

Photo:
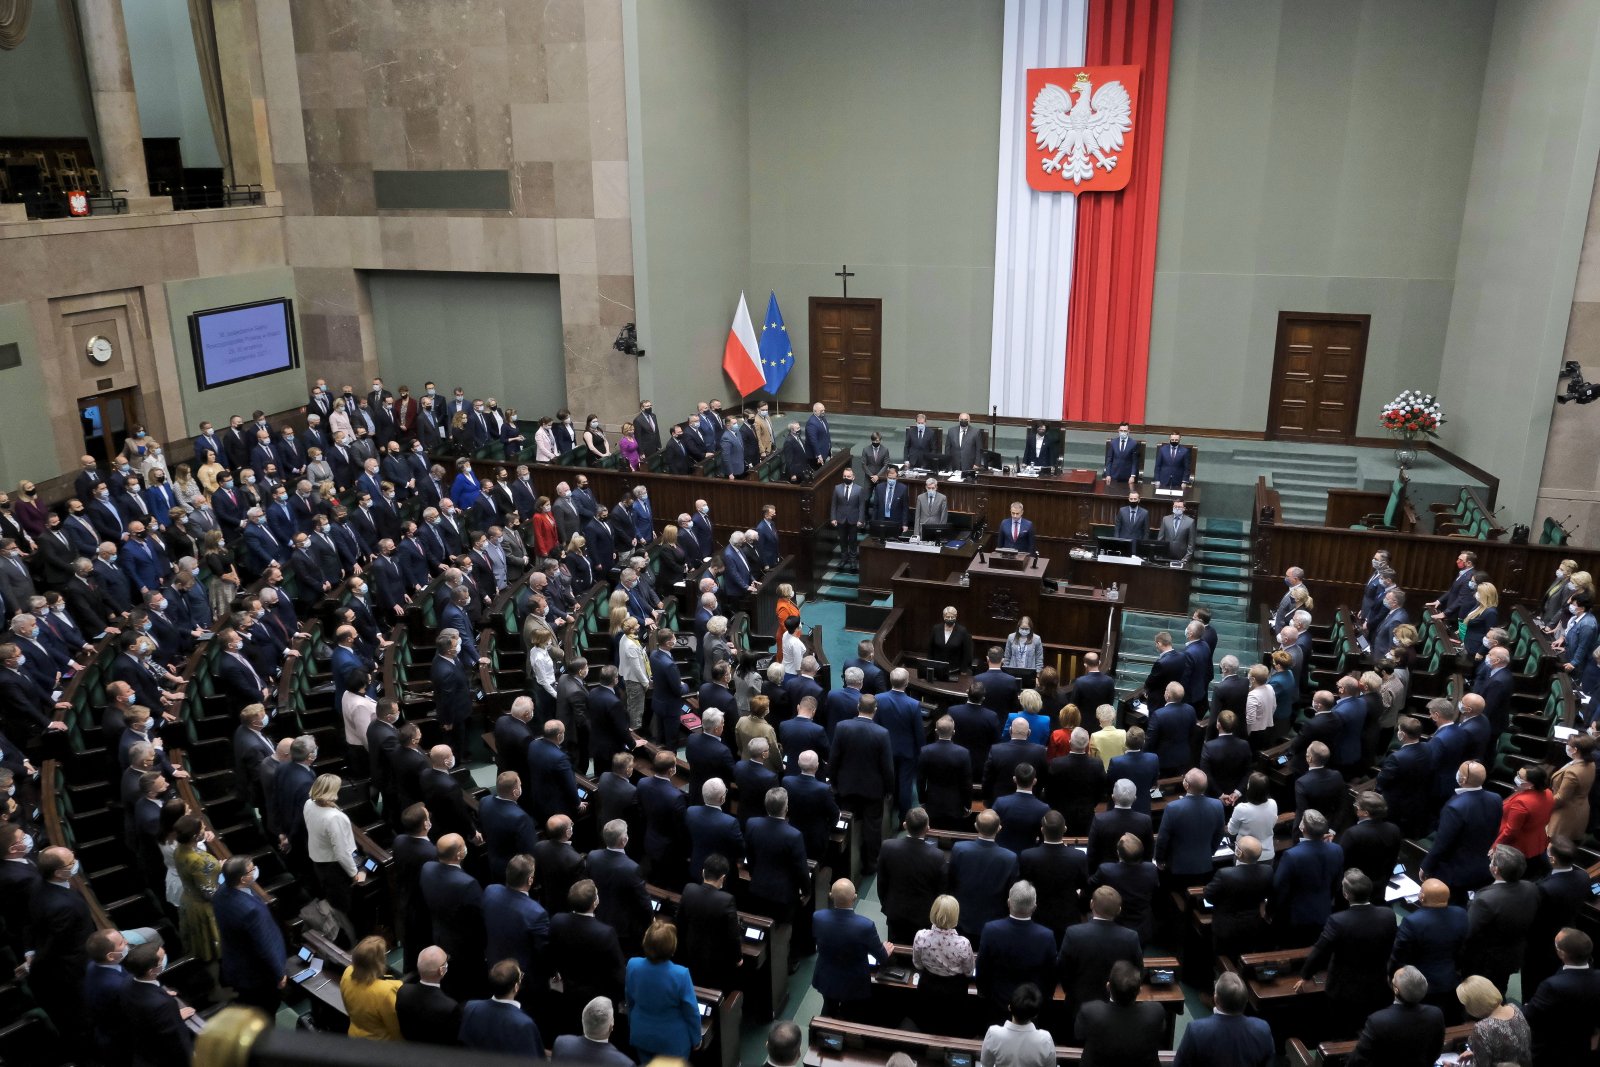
[1392,430,1418,470]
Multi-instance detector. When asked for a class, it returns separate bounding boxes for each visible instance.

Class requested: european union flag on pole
[758,291,795,395]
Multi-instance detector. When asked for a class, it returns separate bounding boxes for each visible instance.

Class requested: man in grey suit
[1158,501,1196,562]
[831,468,866,570]
[915,478,948,540]
[553,484,581,548]
[1111,491,1149,542]
[946,412,982,471]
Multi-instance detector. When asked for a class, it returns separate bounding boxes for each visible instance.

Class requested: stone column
[74,0,150,198]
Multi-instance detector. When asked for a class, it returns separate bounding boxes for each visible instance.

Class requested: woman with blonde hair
[200,528,238,620]
[1462,581,1500,652]
[618,615,649,730]
[1541,559,1580,630]
[912,893,975,1033]
[1089,704,1125,767]
[656,524,687,587]
[1005,689,1050,747]
[774,582,801,638]
[329,396,354,439]
[1289,582,1314,615]
[304,773,365,916]
[526,623,558,717]
[1455,974,1530,1066]
[339,935,402,1040]
[305,447,334,487]
[562,531,592,588]
[169,465,201,507]
[607,590,631,663]
[197,449,225,494]
[1245,662,1277,749]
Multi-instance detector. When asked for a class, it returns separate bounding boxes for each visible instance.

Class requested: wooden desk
[859,537,979,598]
[804,1015,1179,1066]
[941,471,1200,558]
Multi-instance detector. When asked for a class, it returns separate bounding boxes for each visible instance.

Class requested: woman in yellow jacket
[339,936,403,1040]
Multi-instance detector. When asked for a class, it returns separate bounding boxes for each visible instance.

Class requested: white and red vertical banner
[989,0,1088,421]
[990,0,1173,423]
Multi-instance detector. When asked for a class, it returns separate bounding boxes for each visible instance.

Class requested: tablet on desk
[743,925,765,942]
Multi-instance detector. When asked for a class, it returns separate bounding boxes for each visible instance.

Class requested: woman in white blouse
[305,773,365,916]
[329,397,354,440]
[1226,772,1279,861]
[1244,662,1276,749]
[526,624,559,719]
[341,669,378,779]
[912,894,975,1031]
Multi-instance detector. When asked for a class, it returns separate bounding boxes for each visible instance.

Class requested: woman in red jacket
[1495,764,1554,879]
[531,495,559,560]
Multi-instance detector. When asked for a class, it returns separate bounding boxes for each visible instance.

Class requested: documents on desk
[1154,488,1184,497]
[1097,552,1145,565]
[888,539,944,554]
[1385,872,1422,904]
[1555,724,1579,741]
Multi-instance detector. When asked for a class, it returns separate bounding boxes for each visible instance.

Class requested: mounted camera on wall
[614,323,645,358]
[1557,360,1599,404]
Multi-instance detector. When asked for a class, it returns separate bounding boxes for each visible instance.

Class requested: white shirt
[341,690,377,748]
[304,801,357,875]
[781,631,806,675]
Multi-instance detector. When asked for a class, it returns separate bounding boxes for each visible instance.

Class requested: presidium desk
[861,469,1197,704]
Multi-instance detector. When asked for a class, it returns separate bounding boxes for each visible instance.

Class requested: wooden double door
[809,297,880,413]
[1267,312,1370,441]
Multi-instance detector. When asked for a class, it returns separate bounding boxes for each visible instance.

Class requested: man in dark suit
[949,810,1020,943]
[593,753,641,853]
[1087,780,1154,871]
[587,669,633,775]
[1068,653,1117,715]
[587,819,651,953]
[1145,681,1197,776]
[1341,791,1405,887]
[1156,769,1225,889]
[0,826,41,959]
[1465,845,1540,994]
[782,750,839,861]
[29,848,95,1031]
[1152,432,1193,488]
[874,669,924,819]
[994,763,1050,854]
[397,946,462,1046]
[811,878,891,1021]
[831,694,895,873]
[1111,490,1148,542]
[1017,812,1088,941]
[458,961,544,1056]
[973,646,1021,716]
[676,853,741,994]
[422,745,480,847]
[430,631,473,762]
[918,716,975,831]
[421,834,488,998]
[1273,566,1308,632]
[1057,885,1144,1029]
[1525,836,1592,998]
[1139,632,1185,708]
[686,709,738,804]
[480,772,539,885]
[1274,810,1344,948]
[214,858,288,1013]
[1390,877,1469,1017]
[484,853,552,990]
[637,750,690,888]
[550,879,627,1031]
[871,468,909,533]
[732,739,780,830]
[552,997,634,1066]
[121,944,195,1067]
[1090,833,1160,944]
[777,694,829,775]
[527,720,582,830]
[392,804,438,973]
[1345,965,1447,1067]
[948,684,999,777]
[903,415,936,468]
[1101,424,1139,484]
[1523,926,1600,1065]
[82,930,133,1065]
[531,815,586,916]
[745,786,811,923]
[996,502,1034,552]
[1199,710,1252,799]
[493,697,537,790]
[1106,728,1160,816]
[1420,760,1501,903]
[804,403,832,467]
[976,881,1059,1013]
[1075,960,1168,1067]
[1376,717,1435,838]
[1295,742,1348,827]
[1204,835,1275,958]
[876,808,948,942]
[1295,870,1399,1031]
[685,778,743,882]
[984,717,1049,802]
[1174,972,1275,1067]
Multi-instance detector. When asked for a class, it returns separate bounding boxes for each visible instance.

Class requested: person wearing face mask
[946,411,981,472]
[1101,422,1139,486]
[1152,432,1193,489]
[0,825,40,959]
[28,846,100,1031]
[581,413,611,466]
[1419,760,1501,905]
[213,855,288,1012]
[1158,500,1196,563]
[1003,616,1043,672]
[1021,420,1057,469]
[750,402,774,456]
[1555,592,1599,676]
[1427,550,1480,625]
[631,399,662,455]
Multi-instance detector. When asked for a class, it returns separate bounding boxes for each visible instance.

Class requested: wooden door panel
[1268,313,1370,441]
[809,298,881,414]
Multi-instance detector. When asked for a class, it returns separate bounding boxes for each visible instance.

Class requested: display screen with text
[189,299,299,390]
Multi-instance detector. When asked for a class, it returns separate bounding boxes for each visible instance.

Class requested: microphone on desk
[1027,552,1040,570]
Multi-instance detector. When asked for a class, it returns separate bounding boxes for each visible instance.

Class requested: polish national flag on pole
[722,292,764,397]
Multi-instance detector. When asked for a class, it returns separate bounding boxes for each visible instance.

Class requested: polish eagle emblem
[1030,70,1133,186]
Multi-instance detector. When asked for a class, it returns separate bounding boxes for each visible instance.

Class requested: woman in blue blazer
[625,920,701,1060]
[449,457,482,511]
